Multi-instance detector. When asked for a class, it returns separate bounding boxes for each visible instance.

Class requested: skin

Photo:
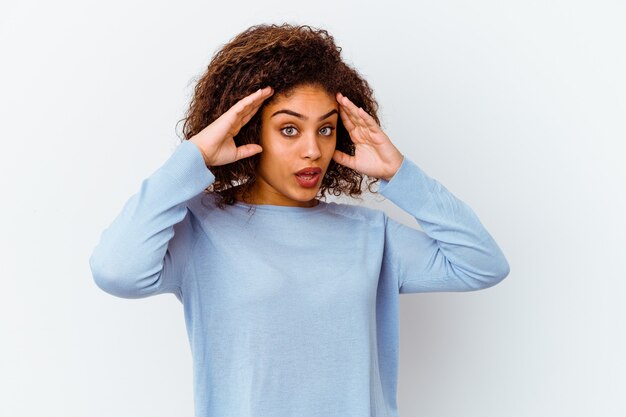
[236,84,340,207]
[333,91,405,184]
[189,84,405,207]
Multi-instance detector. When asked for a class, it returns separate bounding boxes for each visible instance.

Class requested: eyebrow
[270,109,338,121]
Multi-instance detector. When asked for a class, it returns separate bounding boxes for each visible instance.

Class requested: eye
[320,126,335,136]
[279,125,336,137]
[280,126,298,137]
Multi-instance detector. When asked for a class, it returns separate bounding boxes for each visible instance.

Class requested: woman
[90,23,510,417]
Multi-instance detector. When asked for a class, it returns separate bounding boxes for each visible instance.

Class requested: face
[242,84,339,207]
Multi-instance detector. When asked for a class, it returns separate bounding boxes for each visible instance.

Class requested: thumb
[235,144,263,162]
[332,150,356,170]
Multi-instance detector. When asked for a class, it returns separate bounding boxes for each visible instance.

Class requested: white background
[1,0,624,416]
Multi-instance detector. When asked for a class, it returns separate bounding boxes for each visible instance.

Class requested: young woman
[90,23,510,417]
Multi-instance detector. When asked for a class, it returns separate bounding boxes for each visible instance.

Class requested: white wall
[1,0,624,416]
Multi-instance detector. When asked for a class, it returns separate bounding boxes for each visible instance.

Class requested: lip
[295,167,322,175]
[294,167,322,188]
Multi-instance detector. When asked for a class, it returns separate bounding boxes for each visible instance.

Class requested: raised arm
[89,141,215,299]
[89,86,275,299]
[333,92,509,293]
[378,157,510,293]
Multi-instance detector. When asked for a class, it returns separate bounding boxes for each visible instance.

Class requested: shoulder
[324,199,387,225]
[186,191,220,217]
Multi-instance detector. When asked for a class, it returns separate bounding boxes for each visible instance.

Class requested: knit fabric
[89,139,510,417]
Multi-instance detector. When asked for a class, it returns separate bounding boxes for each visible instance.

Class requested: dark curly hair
[177,22,382,209]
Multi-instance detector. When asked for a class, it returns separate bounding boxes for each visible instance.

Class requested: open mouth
[294,172,321,188]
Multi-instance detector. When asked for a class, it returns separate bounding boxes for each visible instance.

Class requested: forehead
[265,84,337,110]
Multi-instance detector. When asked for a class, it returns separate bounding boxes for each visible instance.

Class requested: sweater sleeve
[378,156,510,293]
[89,140,215,299]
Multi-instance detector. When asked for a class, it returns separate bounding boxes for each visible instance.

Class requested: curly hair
[177,22,382,209]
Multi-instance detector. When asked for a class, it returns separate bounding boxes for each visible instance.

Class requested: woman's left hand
[333,92,404,182]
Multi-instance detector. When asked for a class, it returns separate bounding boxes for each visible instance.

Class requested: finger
[356,107,382,133]
[235,144,263,161]
[229,87,273,120]
[338,105,370,144]
[240,87,273,119]
[237,87,274,118]
[337,92,361,119]
[337,94,360,132]
[229,87,274,132]
[239,99,266,125]
[337,93,367,130]
[332,149,357,170]
[338,104,356,131]
[339,98,380,142]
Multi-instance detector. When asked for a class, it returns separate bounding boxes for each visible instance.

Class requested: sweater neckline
[232,199,329,213]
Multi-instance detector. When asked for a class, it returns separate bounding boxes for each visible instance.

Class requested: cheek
[325,137,338,154]
[258,140,291,172]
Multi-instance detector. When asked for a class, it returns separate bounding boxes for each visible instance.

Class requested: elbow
[458,256,510,291]
[89,251,155,299]
[499,258,511,281]
[481,257,511,290]
[89,253,128,298]
[91,269,131,298]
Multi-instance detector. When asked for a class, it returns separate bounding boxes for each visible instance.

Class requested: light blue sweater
[89,139,510,417]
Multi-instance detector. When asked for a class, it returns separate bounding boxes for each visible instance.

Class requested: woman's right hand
[189,86,274,167]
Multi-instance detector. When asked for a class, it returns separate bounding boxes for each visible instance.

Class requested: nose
[301,131,322,160]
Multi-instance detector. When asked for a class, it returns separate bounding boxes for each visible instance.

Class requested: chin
[289,189,320,204]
